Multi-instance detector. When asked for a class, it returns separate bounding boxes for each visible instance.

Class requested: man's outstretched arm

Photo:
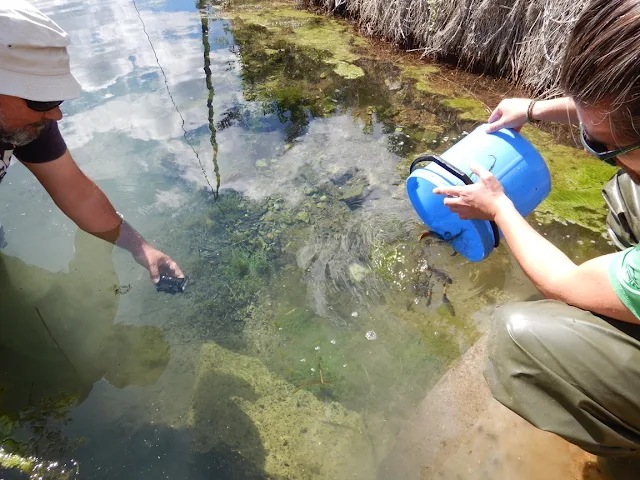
[21,149,184,283]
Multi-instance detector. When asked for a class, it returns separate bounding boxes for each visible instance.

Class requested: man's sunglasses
[580,122,640,166]
[24,99,64,112]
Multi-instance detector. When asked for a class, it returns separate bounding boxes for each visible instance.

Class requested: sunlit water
[0,1,613,478]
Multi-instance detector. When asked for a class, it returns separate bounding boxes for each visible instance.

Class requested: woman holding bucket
[434,0,640,476]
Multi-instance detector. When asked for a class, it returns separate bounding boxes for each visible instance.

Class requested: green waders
[484,171,640,475]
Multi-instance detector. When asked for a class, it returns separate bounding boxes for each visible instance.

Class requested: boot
[597,455,640,479]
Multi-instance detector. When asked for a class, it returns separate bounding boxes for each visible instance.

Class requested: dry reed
[299,0,588,95]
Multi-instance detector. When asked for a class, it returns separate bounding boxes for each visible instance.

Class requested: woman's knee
[488,301,549,357]
[488,300,592,356]
[485,300,584,389]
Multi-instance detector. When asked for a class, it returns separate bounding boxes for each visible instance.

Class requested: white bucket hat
[0,0,81,102]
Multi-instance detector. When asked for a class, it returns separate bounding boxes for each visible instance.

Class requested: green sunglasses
[580,122,640,166]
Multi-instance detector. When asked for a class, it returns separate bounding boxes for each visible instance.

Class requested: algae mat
[189,343,376,479]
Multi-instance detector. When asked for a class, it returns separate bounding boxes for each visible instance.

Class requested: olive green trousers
[485,171,640,460]
[485,301,640,457]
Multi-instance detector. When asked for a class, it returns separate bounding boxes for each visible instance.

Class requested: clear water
[0,1,612,478]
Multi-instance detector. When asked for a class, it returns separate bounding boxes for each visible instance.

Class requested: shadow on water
[190,372,273,479]
[0,226,273,479]
[70,399,273,480]
[0,231,170,477]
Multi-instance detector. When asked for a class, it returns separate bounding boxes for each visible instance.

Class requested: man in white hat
[0,0,184,283]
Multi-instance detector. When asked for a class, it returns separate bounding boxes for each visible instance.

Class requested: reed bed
[299,0,588,94]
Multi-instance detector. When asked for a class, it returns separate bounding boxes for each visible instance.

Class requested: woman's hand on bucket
[485,98,531,133]
[432,162,513,221]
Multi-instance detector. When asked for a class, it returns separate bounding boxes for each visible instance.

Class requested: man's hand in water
[432,162,512,221]
[24,150,185,284]
[132,243,184,284]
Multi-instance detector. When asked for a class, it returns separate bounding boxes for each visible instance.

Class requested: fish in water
[419,230,463,243]
[441,292,456,317]
[419,230,460,256]
[419,230,447,242]
[429,266,453,285]
[441,284,456,317]
[426,283,433,307]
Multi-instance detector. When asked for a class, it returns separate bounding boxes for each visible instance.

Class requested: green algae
[189,342,376,479]
[521,125,616,231]
[171,180,475,420]
[0,449,34,474]
[338,182,366,201]
[0,393,82,478]
[244,263,460,443]
[403,62,489,122]
[227,19,345,141]
[400,64,440,95]
[225,0,487,160]
[440,97,490,122]
[0,444,80,478]
[348,263,369,282]
[333,61,365,79]
[399,63,490,122]
[227,6,366,64]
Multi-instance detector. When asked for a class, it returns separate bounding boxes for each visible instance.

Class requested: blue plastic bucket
[406,125,551,261]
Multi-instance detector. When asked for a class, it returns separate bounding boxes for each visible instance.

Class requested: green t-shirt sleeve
[609,244,640,319]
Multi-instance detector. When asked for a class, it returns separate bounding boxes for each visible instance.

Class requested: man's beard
[0,123,45,146]
[0,109,46,146]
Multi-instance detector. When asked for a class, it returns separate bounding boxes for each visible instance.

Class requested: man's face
[0,94,63,146]
[576,102,640,184]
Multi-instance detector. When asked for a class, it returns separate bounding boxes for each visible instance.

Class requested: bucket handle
[410,154,500,249]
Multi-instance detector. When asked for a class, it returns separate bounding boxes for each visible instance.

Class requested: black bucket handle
[410,154,500,249]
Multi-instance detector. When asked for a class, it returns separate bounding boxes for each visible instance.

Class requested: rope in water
[131,0,218,197]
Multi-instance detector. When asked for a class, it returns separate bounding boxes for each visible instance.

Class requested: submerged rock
[189,343,375,479]
[339,182,369,210]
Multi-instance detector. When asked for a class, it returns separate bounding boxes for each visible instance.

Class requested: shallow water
[0,1,613,478]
